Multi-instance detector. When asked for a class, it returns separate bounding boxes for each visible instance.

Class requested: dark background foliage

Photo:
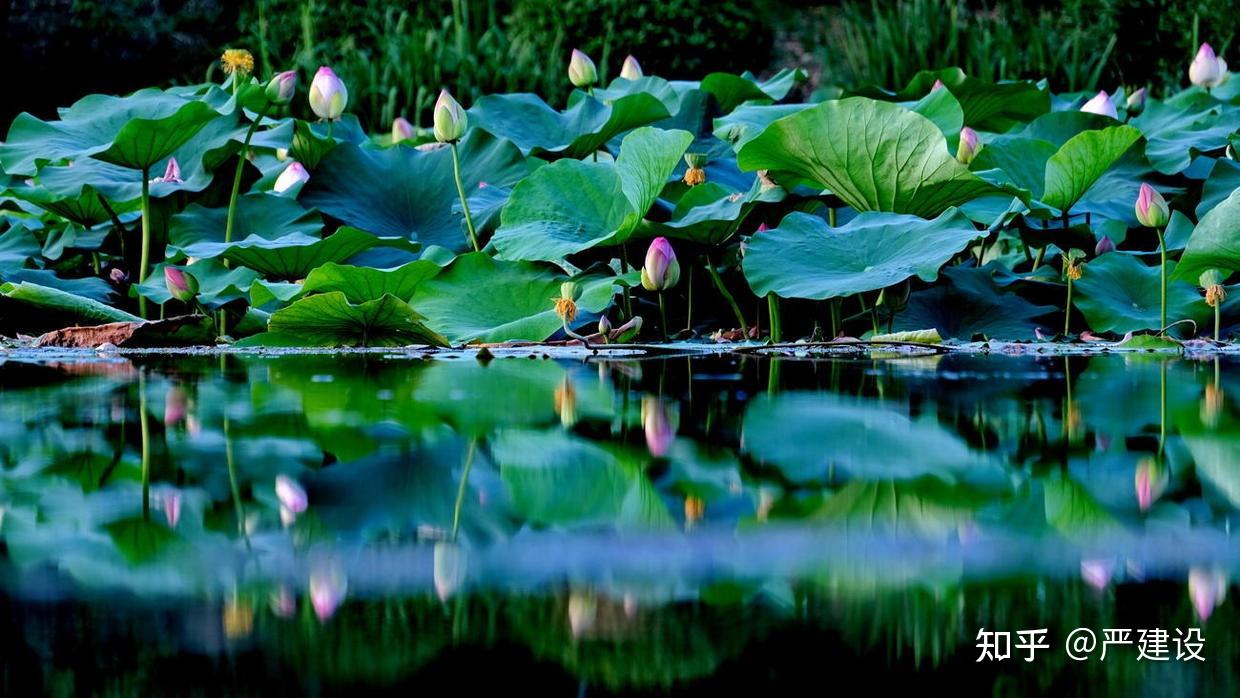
[1,0,1233,131]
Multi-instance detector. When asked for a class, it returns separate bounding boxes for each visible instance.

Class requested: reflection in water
[1,351,1239,693]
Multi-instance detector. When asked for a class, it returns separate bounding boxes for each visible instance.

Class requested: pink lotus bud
[309,567,347,621]
[275,474,308,515]
[273,162,310,193]
[956,127,981,164]
[1188,567,1228,621]
[308,66,348,120]
[1080,90,1118,119]
[269,587,296,618]
[756,223,770,232]
[640,237,680,291]
[433,542,467,602]
[568,49,598,88]
[1135,182,1170,228]
[160,490,182,529]
[108,267,128,284]
[1189,43,1229,88]
[641,396,676,457]
[163,266,198,303]
[931,79,946,92]
[391,116,414,142]
[620,55,643,80]
[1134,457,1167,511]
[432,89,467,143]
[1094,235,1115,256]
[568,590,597,637]
[1081,559,1113,591]
[150,157,183,184]
[265,70,297,104]
[164,386,187,426]
[1125,87,1146,113]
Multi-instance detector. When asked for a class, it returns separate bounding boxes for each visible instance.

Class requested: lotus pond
[0,348,1238,694]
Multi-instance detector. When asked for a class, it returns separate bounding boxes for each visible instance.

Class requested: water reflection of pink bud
[641,397,676,457]
[568,591,597,638]
[164,387,187,426]
[270,587,296,618]
[1188,568,1228,621]
[186,415,201,438]
[1081,559,1113,590]
[276,475,308,514]
[310,568,347,621]
[1134,458,1167,512]
[161,490,182,528]
[433,542,467,602]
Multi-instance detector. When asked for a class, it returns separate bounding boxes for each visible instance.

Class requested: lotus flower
[163,266,198,303]
[1189,43,1229,88]
[956,127,981,164]
[568,49,598,88]
[931,78,946,92]
[433,542,467,602]
[641,396,676,456]
[265,70,297,104]
[1125,87,1146,113]
[269,587,296,618]
[597,315,612,336]
[433,89,467,143]
[273,162,310,193]
[1134,457,1167,512]
[567,590,597,637]
[391,116,414,142]
[1081,559,1114,591]
[150,157,182,184]
[309,567,347,621]
[1080,90,1118,119]
[309,66,348,120]
[620,55,643,80]
[164,386,187,426]
[1135,182,1169,228]
[682,153,708,186]
[640,237,680,291]
[220,49,254,76]
[275,474,307,527]
[1094,235,1116,256]
[1188,567,1228,621]
[160,490,182,529]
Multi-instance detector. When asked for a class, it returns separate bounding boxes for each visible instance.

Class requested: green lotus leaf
[743,209,981,300]
[0,89,221,175]
[469,92,669,159]
[491,127,693,261]
[106,517,179,564]
[299,129,527,252]
[167,193,322,253]
[1197,158,1240,218]
[0,269,115,303]
[410,252,618,343]
[737,98,999,217]
[134,259,261,308]
[893,266,1056,340]
[971,136,1058,197]
[1019,110,1117,146]
[266,292,449,347]
[813,480,994,538]
[699,69,804,113]
[4,181,137,226]
[656,181,776,246]
[178,226,419,280]
[1074,253,1207,333]
[1173,188,1240,283]
[908,87,965,141]
[299,260,444,303]
[0,281,140,324]
[1131,96,1240,175]
[714,104,811,150]
[852,68,1050,132]
[0,228,39,270]
[1041,125,1141,213]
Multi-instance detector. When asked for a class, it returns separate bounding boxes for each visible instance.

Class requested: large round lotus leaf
[1197,158,1240,218]
[714,104,811,150]
[298,260,444,304]
[894,266,1055,340]
[850,67,1050,132]
[1073,253,1208,333]
[178,226,419,280]
[907,87,965,141]
[1019,111,1118,147]
[298,129,527,252]
[167,193,322,253]
[743,208,981,300]
[0,281,140,324]
[1040,125,1141,213]
[1173,188,1240,283]
[971,136,1058,198]
[134,259,261,308]
[0,89,222,175]
[492,127,692,261]
[469,92,669,159]
[0,228,40,270]
[1131,95,1240,175]
[266,292,448,347]
[0,269,114,303]
[737,98,999,218]
[410,252,618,343]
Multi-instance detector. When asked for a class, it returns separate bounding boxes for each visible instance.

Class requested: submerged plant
[1135,183,1171,332]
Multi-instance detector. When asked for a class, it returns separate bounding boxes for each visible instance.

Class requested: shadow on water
[1,351,1238,694]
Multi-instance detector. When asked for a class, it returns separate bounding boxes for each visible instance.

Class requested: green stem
[767,293,781,342]
[139,373,151,520]
[827,207,836,227]
[1064,276,1074,336]
[1031,246,1046,273]
[704,256,749,337]
[139,167,152,319]
[1156,227,1167,333]
[830,298,842,339]
[451,441,477,541]
[450,142,480,252]
[1215,303,1221,341]
[684,264,694,332]
[224,414,250,548]
[658,292,669,342]
[224,103,272,245]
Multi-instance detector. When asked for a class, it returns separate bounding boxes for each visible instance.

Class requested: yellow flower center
[553,297,578,323]
[221,49,255,76]
[682,166,706,186]
[1205,284,1226,307]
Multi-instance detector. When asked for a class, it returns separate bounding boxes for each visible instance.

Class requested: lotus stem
[139,373,151,520]
[830,298,842,339]
[1156,227,1167,334]
[450,142,480,252]
[224,414,250,549]
[1215,303,1221,341]
[1064,275,1074,336]
[1031,246,1046,273]
[451,440,477,541]
[658,292,670,342]
[704,255,749,337]
[684,264,694,333]
[828,207,836,227]
[224,103,272,245]
[138,167,152,319]
[767,293,781,342]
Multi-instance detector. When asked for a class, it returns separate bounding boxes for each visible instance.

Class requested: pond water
[1,350,1238,695]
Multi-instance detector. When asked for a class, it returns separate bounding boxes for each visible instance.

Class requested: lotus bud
[275,474,308,527]
[1125,87,1146,114]
[150,157,182,184]
[682,152,708,186]
[640,237,680,291]
[956,127,981,164]
[309,66,348,120]
[309,567,347,621]
[1189,43,1229,89]
[108,267,128,284]
[598,315,612,336]
[614,315,643,343]
[164,386,187,426]
[160,490,182,529]
[269,587,296,618]
[620,55,643,80]
[1134,457,1168,512]
[1135,182,1170,228]
[1095,235,1116,256]
[641,396,677,457]
[273,161,310,193]
[276,147,289,161]
[1201,269,1227,307]
[1188,567,1228,621]
[433,89,467,143]
[265,70,297,104]
[164,266,198,303]
[221,49,254,77]
[433,542,468,602]
[1080,90,1118,119]
[568,49,598,88]
[931,78,946,92]
[391,116,414,143]
[1080,559,1114,591]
